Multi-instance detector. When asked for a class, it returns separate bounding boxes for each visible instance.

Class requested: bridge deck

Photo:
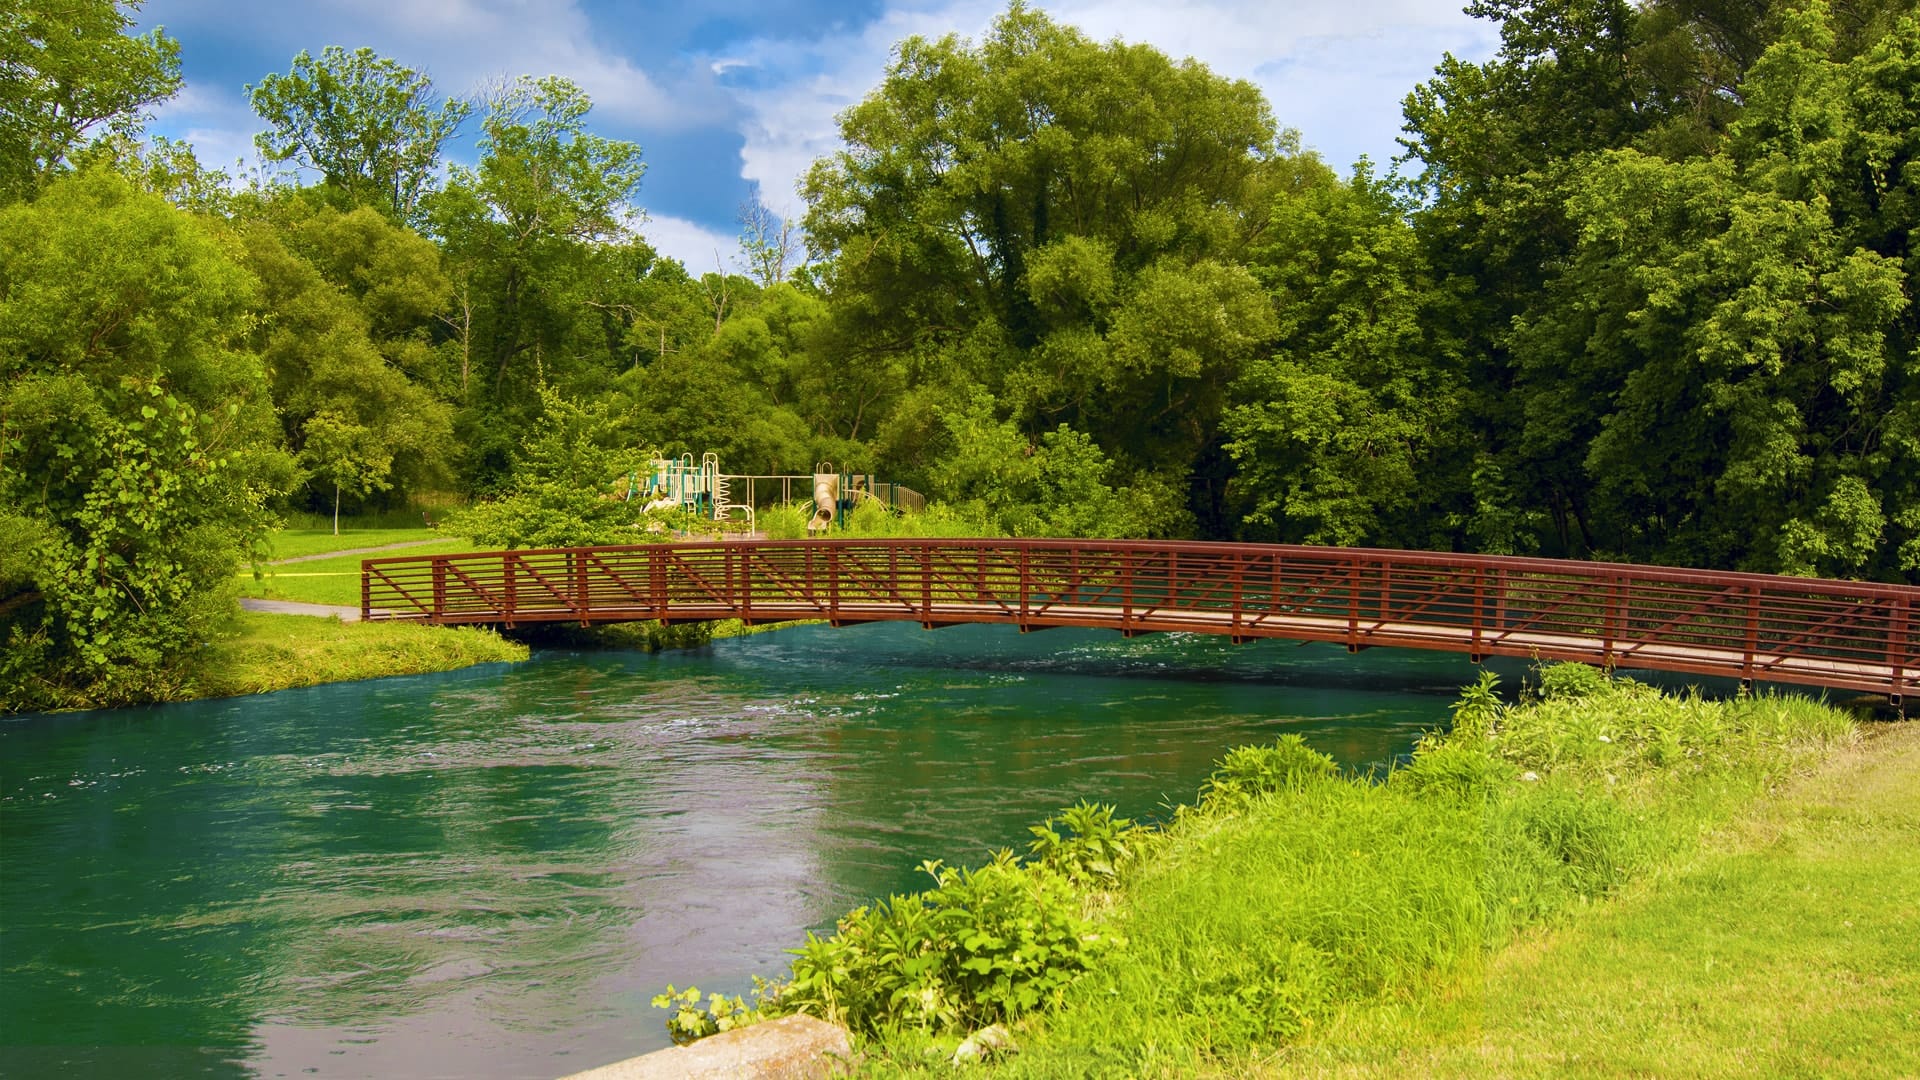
[362,540,1918,700]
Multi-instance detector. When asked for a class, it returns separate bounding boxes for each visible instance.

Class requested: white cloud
[728,0,1501,210]
[641,213,745,275]
[147,0,721,132]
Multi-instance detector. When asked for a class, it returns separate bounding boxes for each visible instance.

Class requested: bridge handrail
[361,539,1918,700]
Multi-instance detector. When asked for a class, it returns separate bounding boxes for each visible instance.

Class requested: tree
[248,46,470,219]
[236,208,454,523]
[801,3,1286,527]
[738,200,800,287]
[1225,164,1476,549]
[0,171,290,708]
[425,76,646,415]
[1504,1,1919,578]
[0,0,181,202]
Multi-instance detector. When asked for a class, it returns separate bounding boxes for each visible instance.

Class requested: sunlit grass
[239,539,485,607]
[192,611,527,698]
[263,526,444,561]
[838,672,1868,1078]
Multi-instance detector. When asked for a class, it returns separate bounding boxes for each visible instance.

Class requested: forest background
[2,0,1917,708]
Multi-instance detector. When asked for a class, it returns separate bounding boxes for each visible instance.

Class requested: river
[1,623,1503,1078]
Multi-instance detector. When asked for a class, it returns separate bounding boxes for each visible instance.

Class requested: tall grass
[740,667,1856,1075]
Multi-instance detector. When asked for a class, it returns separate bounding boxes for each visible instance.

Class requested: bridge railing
[363,540,1917,699]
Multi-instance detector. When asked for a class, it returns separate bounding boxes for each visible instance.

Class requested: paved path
[267,539,446,565]
[239,598,365,621]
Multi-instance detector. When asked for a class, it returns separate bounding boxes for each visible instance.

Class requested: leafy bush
[778,852,1118,1035]
[1535,661,1612,701]
[1026,801,1151,889]
[650,985,768,1046]
[1198,734,1340,807]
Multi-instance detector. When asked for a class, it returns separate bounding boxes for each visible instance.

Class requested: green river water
[1,623,1511,1078]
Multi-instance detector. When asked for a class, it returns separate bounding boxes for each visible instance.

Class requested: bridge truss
[363,540,1918,701]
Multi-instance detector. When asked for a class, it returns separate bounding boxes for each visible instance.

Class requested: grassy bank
[656,667,1884,1074]
[190,610,528,699]
[1286,717,1920,1079]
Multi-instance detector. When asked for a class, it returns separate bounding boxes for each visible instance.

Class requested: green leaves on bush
[778,851,1118,1035]
[1026,800,1149,889]
[649,984,767,1047]
[1198,734,1341,807]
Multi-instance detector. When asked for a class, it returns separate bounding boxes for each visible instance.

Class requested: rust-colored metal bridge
[362,540,1918,701]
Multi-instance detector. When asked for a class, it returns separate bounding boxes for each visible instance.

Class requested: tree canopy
[5,0,1918,708]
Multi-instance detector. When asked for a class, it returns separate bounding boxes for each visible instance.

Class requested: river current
[1,623,1503,1078]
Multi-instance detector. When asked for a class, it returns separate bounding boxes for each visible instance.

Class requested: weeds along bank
[653,665,1859,1074]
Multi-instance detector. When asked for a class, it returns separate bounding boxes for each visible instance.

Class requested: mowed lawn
[239,531,492,607]
[264,526,444,561]
[1284,720,1920,1080]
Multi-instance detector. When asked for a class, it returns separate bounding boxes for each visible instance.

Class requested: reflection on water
[1,624,1499,1078]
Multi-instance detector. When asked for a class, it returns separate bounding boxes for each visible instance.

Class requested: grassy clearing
[685,667,1870,1076]
[239,539,484,606]
[263,526,445,561]
[190,610,527,698]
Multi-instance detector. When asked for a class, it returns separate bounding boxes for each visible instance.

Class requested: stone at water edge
[556,1014,853,1079]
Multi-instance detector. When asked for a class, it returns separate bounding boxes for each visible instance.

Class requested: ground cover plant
[652,665,1860,1074]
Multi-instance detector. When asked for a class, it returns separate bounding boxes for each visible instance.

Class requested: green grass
[263,526,445,561]
[240,538,486,606]
[777,672,1869,1078]
[191,610,527,698]
[1277,720,1920,1080]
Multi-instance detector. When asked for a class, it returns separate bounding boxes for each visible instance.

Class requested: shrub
[778,852,1118,1034]
[1198,734,1340,807]
[1027,801,1151,888]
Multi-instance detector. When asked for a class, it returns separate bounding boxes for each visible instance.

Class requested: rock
[557,1014,853,1080]
[951,1023,1018,1065]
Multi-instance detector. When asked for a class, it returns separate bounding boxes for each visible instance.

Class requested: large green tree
[1507,0,1919,578]
[426,76,646,422]
[802,2,1288,533]
[0,0,180,202]
[0,172,290,708]
[1225,165,1478,549]
[248,46,470,219]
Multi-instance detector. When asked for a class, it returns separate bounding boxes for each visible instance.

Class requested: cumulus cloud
[727,0,1500,211]
[641,213,746,275]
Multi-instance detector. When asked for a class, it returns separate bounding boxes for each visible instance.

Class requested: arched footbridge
[362,540,1918,702]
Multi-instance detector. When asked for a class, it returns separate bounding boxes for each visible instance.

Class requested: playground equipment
[628,453,923,535]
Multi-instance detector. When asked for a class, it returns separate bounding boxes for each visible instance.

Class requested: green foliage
[0,171,290,710]
[1197,734,1341,807]
[442,388,653,548]
[803,2,1290,525]
[649,985,768,1047]
[1026,801,1149,889]
[0,0,181,202]
[778,851,1118,1035]
[247,46,470,219]
[1226,163,1472,548]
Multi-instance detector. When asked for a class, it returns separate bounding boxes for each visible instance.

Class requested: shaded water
[1,624,1505,1078]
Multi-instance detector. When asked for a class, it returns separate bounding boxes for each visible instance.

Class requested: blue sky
[135,0,1498,269]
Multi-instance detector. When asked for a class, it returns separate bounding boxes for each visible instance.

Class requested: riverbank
[189,610,530,699]
[1285,713,1920,1079]
[664,668,1901,1075]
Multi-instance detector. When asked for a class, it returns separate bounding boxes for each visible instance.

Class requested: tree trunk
[333,479,341,536]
